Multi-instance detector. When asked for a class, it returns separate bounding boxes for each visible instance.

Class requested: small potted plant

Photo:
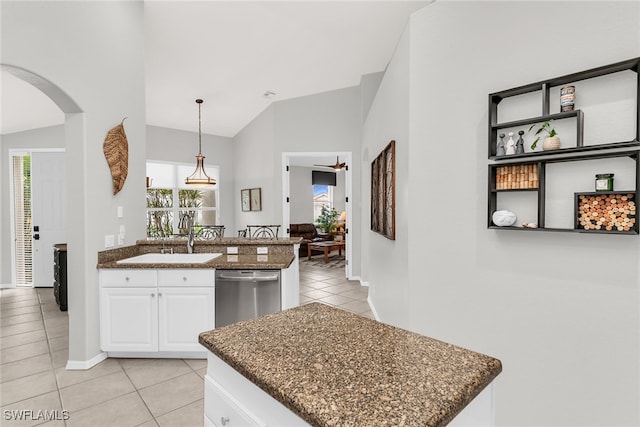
[315,205,339,234]
[529,120,560,151]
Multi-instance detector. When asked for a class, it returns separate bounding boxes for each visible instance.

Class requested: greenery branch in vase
[529,120,560,151]
[315,205,339,234]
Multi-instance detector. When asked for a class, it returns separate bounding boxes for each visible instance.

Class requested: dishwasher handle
[216,272,279,282]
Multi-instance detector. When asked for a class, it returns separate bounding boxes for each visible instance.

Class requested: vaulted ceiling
[1,1,429,136]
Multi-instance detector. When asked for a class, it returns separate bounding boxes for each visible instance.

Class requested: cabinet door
[100,288,158,352]
[158,287,214,352]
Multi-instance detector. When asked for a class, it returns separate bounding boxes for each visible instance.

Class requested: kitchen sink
[116,253,223,264]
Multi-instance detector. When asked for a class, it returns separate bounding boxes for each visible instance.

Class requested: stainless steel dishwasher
[215,270,281,327]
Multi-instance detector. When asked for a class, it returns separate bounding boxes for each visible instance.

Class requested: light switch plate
[118,234,125,245]
[257,247,268,254]
[117,206,124,218]
[105,235,115,248]
[227,246,238,254]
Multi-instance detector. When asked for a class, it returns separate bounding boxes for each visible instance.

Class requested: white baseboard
[106,351,206,359]
[367,296,380,321]
[349,275,361,283]
[65,351,107,370]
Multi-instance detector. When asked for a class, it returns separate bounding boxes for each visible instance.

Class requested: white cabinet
[100,287,158,352]
[99,268,214,356]
[205,375,265,427]
[205,353,309,427]
[158,287,214,352]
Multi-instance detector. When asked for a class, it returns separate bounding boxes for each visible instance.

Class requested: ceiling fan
[314,156,346,171]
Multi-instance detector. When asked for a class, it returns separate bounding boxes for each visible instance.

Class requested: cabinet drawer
[205,375,265,427]
[100,269,157,287]
[158,269,214,287]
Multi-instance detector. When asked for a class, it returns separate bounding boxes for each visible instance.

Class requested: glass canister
[595,173,614,191]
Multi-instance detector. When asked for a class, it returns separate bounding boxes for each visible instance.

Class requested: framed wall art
[241,189,251,212]
[250,188,262,211]
[371,140,395,240]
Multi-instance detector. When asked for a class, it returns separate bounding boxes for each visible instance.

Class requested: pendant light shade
[185,99,216,186]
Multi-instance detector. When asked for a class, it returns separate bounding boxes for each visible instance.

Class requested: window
[11,154,32,285]
[146,162,219,238]
[313,184,333,222]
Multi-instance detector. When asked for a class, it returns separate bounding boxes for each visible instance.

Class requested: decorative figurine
[516,130,525,154]
[505,132,516,155]
[496,133,506,156]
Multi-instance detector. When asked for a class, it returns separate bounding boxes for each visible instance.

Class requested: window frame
[146,161,220,238]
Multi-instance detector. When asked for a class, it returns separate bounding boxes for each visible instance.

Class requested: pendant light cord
[197,98,203,155]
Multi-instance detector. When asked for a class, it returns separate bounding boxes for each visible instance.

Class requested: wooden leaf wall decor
[103,119,129,195]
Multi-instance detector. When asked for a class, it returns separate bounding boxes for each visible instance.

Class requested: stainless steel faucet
[187,215,195,254]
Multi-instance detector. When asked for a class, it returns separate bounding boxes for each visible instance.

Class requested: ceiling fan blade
[313,156,345,170]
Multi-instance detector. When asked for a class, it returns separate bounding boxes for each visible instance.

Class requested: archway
[2,63,87,368]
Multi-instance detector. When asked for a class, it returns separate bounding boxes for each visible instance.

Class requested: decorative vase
[560,85,575,112]
[542,136,561,151]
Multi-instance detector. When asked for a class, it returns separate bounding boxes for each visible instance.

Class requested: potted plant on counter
[529,120,560,151]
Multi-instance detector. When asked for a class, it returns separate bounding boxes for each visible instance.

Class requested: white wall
[361,24,411,328]
[233,87,361,261]
[274,87,361,272]
[0,126,65,284]
[289,166,314,224]
[1,1,146,366]
[360,1,640,425]
[233,105,277,234]
[146,125,235,233]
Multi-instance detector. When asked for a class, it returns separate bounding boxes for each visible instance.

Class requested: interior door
[31,151,66,287]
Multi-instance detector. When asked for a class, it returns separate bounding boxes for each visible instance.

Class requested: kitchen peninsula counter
[96,253,295,269]
[96,237,302,269]
[199,302,502,427]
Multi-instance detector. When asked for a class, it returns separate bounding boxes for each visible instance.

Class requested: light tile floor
[0,260,371,426]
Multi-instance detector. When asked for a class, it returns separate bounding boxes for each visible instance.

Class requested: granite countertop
[138,237,303,246]
[199,303,502,427]
[97,254,295,270]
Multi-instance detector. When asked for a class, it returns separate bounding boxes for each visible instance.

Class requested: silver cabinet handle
[221,417,230,426]
[158,292,162,296]
[151,293,155,297]
[125,277,130,281]
[182,276,187,281]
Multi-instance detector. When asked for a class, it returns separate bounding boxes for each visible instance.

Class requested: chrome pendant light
[185,98,216,185]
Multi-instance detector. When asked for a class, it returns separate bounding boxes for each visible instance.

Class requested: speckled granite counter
[96,237,301,269]
[96,253,295,269]
[199,303,502,427]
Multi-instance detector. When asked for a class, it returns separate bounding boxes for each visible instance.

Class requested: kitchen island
[199,302,502,427]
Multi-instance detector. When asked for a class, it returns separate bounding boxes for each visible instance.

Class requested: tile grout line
[119,364,158,427]
[40,289,69,427]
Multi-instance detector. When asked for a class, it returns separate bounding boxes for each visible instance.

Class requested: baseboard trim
[349,275,362,284]
[65,351,107,370]
[106,351,207,359]
[367,296,380,321]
